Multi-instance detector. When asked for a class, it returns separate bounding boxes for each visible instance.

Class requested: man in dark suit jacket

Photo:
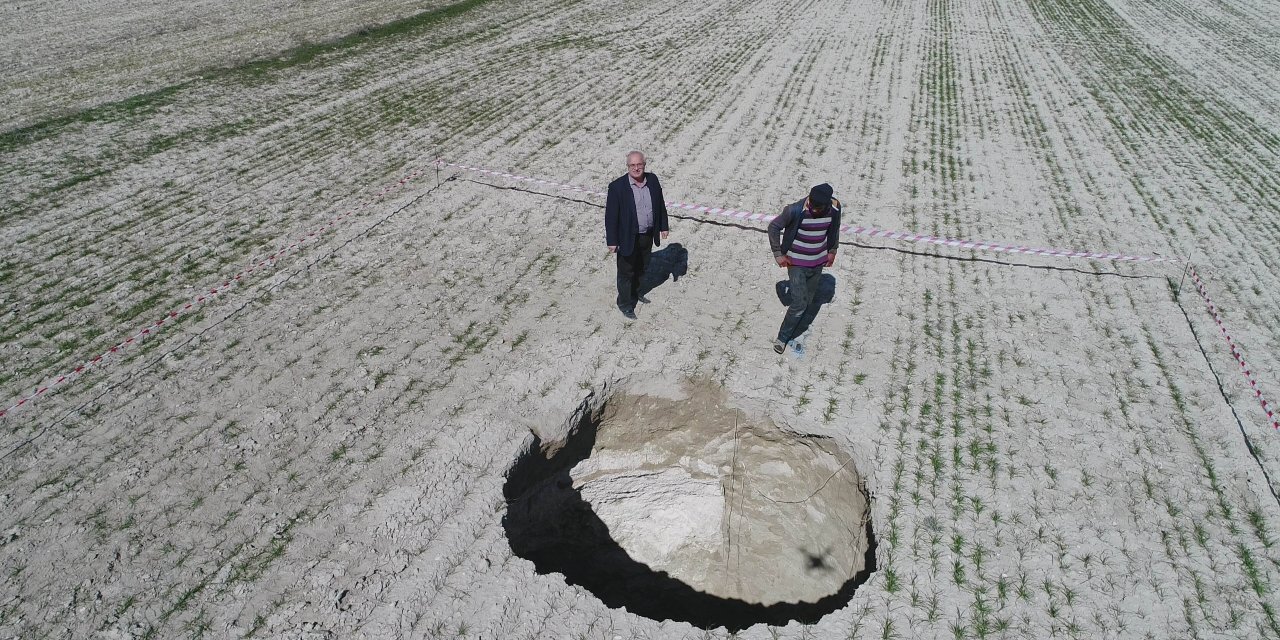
[605,151,670,319]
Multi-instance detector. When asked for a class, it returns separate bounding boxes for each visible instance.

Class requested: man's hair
[626,150,645,163]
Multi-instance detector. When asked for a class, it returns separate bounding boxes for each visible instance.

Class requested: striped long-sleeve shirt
[768,197,841,266]
[786,209,833,267]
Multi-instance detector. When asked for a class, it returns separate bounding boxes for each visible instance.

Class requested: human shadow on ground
[774,273,837,340]
[501,394,876,632]
[640,243,689,297]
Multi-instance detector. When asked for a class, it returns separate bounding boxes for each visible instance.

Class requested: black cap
[808,183,833,207]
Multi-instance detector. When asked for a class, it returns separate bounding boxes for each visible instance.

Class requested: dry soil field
[3,0,1280,638]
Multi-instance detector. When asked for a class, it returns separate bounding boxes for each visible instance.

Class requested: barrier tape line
[439,158,1278,431]
[5,158,1275,437]
[1188,265,1280,430]
[438,160,1181,264]
[0,167,426,420]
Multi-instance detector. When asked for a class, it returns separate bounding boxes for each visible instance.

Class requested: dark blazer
[605,172,669,257]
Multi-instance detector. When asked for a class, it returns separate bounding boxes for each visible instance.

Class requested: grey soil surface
[4,0,1280,638]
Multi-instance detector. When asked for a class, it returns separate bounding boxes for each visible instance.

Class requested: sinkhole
[502,379,876,631]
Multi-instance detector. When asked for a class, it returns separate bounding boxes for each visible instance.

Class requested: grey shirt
[630,178,654,233]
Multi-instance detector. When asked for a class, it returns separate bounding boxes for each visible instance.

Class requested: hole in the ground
[503,379,876,631]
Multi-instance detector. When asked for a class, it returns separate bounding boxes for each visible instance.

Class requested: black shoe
[636,295,651,304]
[773,339,786,354]
[620,307,637,320]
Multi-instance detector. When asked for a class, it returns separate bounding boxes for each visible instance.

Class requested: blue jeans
[777,265,823,343]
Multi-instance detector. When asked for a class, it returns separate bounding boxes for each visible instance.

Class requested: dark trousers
[616,232,653,310]
[778,265,823,342]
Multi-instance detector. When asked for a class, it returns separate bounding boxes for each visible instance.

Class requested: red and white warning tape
[439,161,1179,264]
[3,159,1275,435]
[439,159,1276,430]
[0,167,426,420]
[1188,265,1279,430]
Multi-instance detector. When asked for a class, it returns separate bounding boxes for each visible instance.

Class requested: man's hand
[661,231,669,239]
[609,246,618,253]
[775,256,791,267]
[825,253,836,267]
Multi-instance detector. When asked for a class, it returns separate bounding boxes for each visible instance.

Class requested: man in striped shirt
[767,183,841,354]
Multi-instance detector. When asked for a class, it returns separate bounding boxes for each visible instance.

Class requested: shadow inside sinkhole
[501,391,877,632]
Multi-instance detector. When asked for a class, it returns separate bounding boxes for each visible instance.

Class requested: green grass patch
[2,0,501,152]
[0,83,191,152]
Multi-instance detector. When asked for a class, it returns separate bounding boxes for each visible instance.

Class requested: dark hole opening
[502,393,878,632]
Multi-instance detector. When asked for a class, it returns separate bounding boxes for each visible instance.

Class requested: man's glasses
[628,163,646,168]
